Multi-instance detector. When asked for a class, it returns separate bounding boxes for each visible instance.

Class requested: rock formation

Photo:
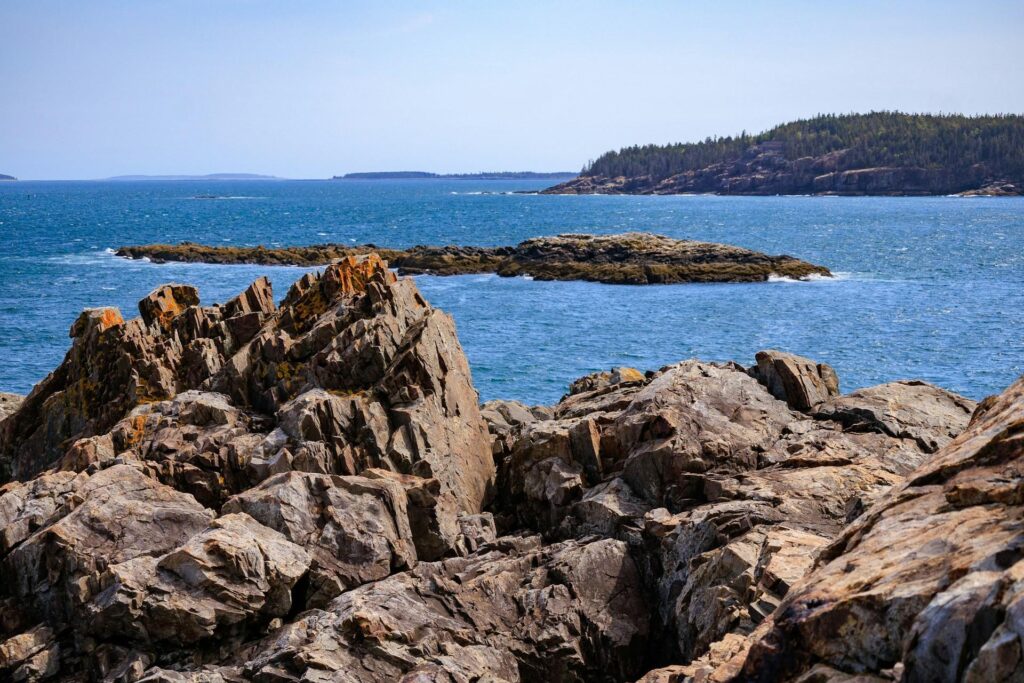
[116,231,831,284]
[1,251,1018,682]
[0,393,22,422]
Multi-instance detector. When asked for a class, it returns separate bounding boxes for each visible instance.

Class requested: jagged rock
[0,464,214,642]
[362,468,461,561]
[811,379,976,452]
[567,367,647,396]
[501,360,800,532]
[731,374,1024,682]
[750,350,839,411]
[0,277,277,482]
[1,255,494,516]
[223,471,416,605]
[0,251,997,682]
[138,284,200,331]
[88,512,309,645]
[494,355,976,671]
[230,536,649,682]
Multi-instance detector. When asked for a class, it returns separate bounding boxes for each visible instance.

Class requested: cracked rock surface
[0,251,1014,683]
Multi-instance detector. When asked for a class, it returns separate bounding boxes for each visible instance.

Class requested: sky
[2,1,1023,179]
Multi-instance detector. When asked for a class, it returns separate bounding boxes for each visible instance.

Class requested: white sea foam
[767,271,851,283]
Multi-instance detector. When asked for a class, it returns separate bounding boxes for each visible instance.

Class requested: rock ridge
[116,231,831,284]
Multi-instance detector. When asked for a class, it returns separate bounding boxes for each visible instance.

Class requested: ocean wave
[192,195,265,200]
[768,271,852,283]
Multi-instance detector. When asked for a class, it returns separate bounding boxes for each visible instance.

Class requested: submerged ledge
[116,232,831,285]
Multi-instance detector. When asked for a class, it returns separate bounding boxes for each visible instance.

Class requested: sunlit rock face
[1,252,1005,683]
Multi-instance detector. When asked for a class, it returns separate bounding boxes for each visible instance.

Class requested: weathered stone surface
[0,276,277,482]
[0,464,214,644]
[0,393,23,423]
[138,284,200,331]
[0,250,998,682]
[88,512,309,645]
[231,536,649,682]
[567,366,647,396]
[750,349,840,411]
[812,379,975,452]
[223,471,416,605]
[730,374,1024,682]
[490,354,977,673]
[1,255,494,516]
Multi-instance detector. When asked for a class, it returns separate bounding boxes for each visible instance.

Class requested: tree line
[582,112,1024,180]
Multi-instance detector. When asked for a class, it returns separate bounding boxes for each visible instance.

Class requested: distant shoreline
[334,171,578,180]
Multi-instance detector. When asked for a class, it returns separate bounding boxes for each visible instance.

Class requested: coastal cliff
[544,112,1024,196]
[117,232,831,284]
[0,255,1020,681]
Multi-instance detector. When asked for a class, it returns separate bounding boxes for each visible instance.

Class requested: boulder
[733,374,1024,681]
[567,366,647,396]
[750,349,839,410]
[812,379,975,452]
[0,464,214,629]
[88,512,309,644]
[232,536,649,682]
[223,471,416,606]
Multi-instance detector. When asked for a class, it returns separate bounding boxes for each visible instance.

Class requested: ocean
[1,179,1021,405]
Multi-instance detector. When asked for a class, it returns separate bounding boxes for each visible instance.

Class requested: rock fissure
[2,252,1020,682]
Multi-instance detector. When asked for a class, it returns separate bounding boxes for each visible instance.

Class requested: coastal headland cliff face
[117,232,831,285]
[543,113,1024,196]
[0,254,1020,682]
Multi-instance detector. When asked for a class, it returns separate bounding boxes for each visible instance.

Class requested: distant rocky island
[107,173,279,181]
[544,112,1024,196]
[117,231,830,284]
[0,253,1019,681]
[0,173,16,181]
[335,171,577,180]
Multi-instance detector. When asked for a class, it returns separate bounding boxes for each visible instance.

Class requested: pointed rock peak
[139,284,200,331]
[225,276,275,317]
[324,253,396,296]
[69,307,125,338]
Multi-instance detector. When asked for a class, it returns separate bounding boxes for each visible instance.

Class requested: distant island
[0,174,16,181]
[335,171,577,180]
[543,112,1024,196]
[106,173,279,181]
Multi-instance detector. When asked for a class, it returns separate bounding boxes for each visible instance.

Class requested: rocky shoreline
[541,144,1024,197]
[0,255,1020,682]
[116,232,831,284]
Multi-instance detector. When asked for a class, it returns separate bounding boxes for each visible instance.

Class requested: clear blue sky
[2,1,1022,179]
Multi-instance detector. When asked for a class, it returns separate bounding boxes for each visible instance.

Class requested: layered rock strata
[116,231,831,284]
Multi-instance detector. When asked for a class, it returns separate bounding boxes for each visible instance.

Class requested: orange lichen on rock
[69,307,125,338]
[138,284,200,331]
[325,254,396,296]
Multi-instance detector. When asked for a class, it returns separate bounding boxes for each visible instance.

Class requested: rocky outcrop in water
[1,251,1019,682]
[117,231,832,284]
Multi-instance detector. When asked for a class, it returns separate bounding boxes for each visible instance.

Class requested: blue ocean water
[0,179,1021,404]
